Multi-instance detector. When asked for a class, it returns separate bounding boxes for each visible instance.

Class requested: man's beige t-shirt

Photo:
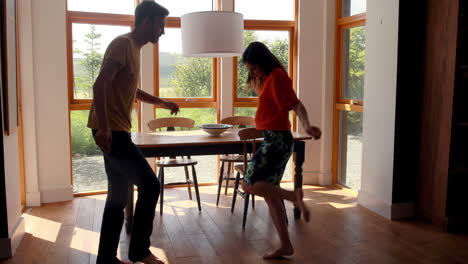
[87,33,141,132]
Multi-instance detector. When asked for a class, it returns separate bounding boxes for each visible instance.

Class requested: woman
[240,41,322,259]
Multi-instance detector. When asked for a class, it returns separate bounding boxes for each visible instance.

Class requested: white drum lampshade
[181,11,244,57]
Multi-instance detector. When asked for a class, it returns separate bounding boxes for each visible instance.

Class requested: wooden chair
[216,116,255,206]
[231,128,264,229]
[148,117,201,215]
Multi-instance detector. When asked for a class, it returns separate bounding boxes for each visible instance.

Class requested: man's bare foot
[263,246,294,259]
[294,189,310,222]
[140,253,164,264]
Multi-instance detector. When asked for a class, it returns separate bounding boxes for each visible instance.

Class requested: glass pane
[238,30,290,98]
[236,0,294,21]
[71,110,106,193]
[156,0,213,17]
[155,108,217,183]
[234,107,256,117]
[341,0,366,17]
[159,28,213,98]
[71,109,139,193]
[338,111,363,191]
[68,0,135,15]
[342,26,365,101]
[72,24,131,99]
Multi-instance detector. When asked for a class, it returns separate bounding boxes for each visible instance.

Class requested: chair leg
[231,171,241,213]
[184,165,192,200]
[242,193,250,229]
[191,165,202,212]
[216,161,225,206]
[159,167,165,216]
[252,195,255,209]
[225,161,232,195]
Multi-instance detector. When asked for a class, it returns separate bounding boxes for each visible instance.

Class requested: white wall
[297,0,335,185]
[29,0,72,203]
[18,0,41,207]
[3,131,25,256]
[358,0,400,219]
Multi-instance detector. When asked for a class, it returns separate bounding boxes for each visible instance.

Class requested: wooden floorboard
[2,184,468,264]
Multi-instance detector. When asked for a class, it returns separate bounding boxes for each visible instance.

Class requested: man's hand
[306,126,322,140]
[162,101,180,115]
[95,128,112,153]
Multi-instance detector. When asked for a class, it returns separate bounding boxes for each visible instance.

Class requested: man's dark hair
[135,1,169,26]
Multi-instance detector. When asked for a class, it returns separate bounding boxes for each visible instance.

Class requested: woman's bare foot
[263,246,294,259]
[140,253,164,264]
[294,189,310,222]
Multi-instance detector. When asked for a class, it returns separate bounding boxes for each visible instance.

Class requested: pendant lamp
[181,6,244,57]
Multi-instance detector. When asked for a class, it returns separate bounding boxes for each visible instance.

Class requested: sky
[71,0,365,55]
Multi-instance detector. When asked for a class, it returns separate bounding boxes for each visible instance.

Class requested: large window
[234,1,297,181]
[67,1,140,193]
[66,0,298,193]
[235,0,294,21]
[333,0,366,191]
[153,5,219,185]
[233,1,296,123]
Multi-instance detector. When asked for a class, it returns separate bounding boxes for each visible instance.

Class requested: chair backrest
[238,128,264,170]
[221,116,255,128]
[148,117,195,159]
[148,117,195,132]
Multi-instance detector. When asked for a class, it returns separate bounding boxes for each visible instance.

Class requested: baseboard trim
[41,186,73,203]
[391,202,414,219]
[26,191,41,207]
[0,216,26,260]
[10,216,25,256]
[303,171,332,186]
[358,190,392,219]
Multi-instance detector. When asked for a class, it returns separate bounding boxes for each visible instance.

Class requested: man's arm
[93,61,121,153]
[292,100,322,140]
[136,89,180,115]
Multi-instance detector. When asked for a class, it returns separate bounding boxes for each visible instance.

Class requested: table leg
[293,141,305,219]
[125,184,134,234]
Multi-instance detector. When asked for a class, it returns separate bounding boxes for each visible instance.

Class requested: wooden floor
[2,184,468,264]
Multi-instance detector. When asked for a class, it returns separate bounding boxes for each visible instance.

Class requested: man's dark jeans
[92,130,160,264]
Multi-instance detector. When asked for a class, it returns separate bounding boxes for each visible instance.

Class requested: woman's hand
[306,126,322,140]
[162,101,180,115]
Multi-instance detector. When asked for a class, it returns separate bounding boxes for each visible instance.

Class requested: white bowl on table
[199,124,233,136]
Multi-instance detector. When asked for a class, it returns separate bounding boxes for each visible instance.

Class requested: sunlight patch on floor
[166,200,199,209]
[149,246,171,263]
[25,214,62,243]
[70,227,100,255]
[317,201,357,209]
[201,201,231,209]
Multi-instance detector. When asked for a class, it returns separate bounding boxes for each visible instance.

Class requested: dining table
[125,129,312,233]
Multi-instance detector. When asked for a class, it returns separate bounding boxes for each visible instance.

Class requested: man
[87,2,177,264]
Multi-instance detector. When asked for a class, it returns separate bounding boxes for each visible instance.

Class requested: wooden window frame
[332,0,366,184]
[153,11,220,117]
[66,6,143,191]
[232,0,298,131]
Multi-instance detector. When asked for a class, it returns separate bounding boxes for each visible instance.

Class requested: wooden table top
[132,129,313,148]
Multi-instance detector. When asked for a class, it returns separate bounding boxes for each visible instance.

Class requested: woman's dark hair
[135,1,169,27]
[241,41,286,90]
